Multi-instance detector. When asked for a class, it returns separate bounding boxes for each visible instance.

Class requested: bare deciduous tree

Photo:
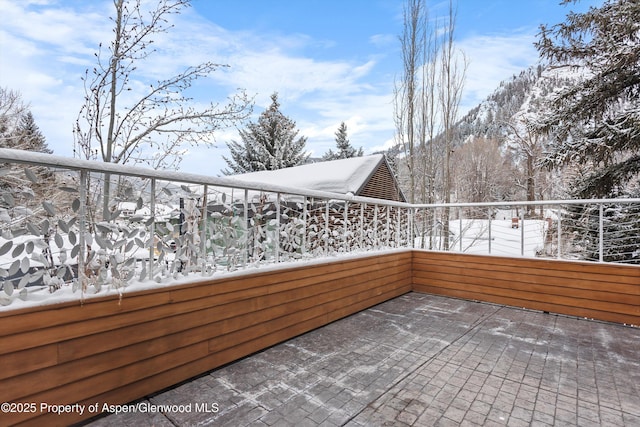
[394,0,426,203]
[502,115,548,216]
[73,0,252,217]
[395,0,465,249]
[418,16,441,207]
[452,137,511,204]
[438,0,467,250]
[0,87,28,146]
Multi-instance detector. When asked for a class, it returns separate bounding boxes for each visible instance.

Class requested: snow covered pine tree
[224,93,309,174]
[322,122,363,160]
[536,0,640,199]
[536,0,640,263]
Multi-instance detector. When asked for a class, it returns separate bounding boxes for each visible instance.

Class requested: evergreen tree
[13,112,52,153]
[0,104,57,224]
[536,0,640,263]
[536,0,640,198]
[224,93,308,174]
[322,122,363,160]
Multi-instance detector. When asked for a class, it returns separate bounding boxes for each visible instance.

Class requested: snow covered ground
[450,218,548,257]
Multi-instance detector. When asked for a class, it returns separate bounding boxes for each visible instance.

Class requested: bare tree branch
[72,0,253,219]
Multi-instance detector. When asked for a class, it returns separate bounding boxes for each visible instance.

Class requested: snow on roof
[230,154,385,196]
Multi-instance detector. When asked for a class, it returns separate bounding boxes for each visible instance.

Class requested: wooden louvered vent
[359,163,405,202]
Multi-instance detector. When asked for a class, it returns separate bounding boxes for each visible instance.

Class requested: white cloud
[0,0,112,158]
[0,0,548,176]
[157,11,398,163]
[369,33,396,48]
[458,31,539,113]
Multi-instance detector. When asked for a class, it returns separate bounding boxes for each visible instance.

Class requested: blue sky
[0,0,601,175]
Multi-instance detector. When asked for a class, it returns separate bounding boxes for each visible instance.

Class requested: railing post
[557,206,562,260]
[433,207,438,250]
[459,207,463,252]
[409,208,414,249]
[200,185,207,271]
[275,192,281,263]
[396,206,401,248]
[488,208,492,255]
[344,200,349,252]
[243,189,248,268]
[359,203,364,249]
[78,170,87,291]
[302,196,307,256]
[325,199,330,255]
[386,205,390,247]
[374,204,378,248]
[148,178,156,280]
[521,209,525,257]
[599,203,604,262]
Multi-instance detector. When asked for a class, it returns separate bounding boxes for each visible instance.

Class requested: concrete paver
[84,292,640,426]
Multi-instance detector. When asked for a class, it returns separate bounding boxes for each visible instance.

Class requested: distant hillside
[385,63,587,203]
[455,64,580,147]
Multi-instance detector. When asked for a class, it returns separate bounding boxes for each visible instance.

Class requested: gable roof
[230,154,406,202]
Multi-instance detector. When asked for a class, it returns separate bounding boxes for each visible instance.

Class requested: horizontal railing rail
[412,201,640,263]
[0,148,411,208]
[0,148,638,307]
[413,198,640,208]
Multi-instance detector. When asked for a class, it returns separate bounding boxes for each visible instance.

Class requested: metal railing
[1,148,638,306]
[413,199,640,263]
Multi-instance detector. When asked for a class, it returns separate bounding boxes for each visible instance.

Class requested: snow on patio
[85,292,640,426]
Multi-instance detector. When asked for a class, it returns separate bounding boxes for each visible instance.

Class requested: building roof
[230,155,405,201]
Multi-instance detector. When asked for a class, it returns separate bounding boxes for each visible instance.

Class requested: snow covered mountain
[385,63,588,203]
[454,64,581,148]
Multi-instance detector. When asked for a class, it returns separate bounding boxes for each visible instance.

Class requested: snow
[117,201,177,222]
[230,155,384,195]
[0,249,411,312]
[451,218,548,257]
[0,213,551,312]
[415,217,548,257]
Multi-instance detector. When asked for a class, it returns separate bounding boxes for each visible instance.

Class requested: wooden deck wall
[2,250,638,426]
[0,251,412,426]
[413,251,640,326]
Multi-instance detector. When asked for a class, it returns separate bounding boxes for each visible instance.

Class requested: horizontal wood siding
[412,251,640,325]
[2,249,638,426]
[0,252,412,426]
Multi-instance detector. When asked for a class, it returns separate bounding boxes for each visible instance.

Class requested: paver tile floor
[85,292,640,426]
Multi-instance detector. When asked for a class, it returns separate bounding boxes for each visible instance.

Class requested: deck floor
[85,292,640,426]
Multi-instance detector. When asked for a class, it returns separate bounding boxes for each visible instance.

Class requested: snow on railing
[0,148,638,308]
[0,149,412,307]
